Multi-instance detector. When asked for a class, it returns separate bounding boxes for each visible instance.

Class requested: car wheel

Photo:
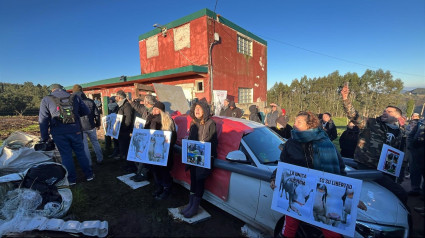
[274,216,324,238]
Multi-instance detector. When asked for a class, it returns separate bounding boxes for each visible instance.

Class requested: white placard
[127,129,172,166]
[102,113,122,139]
[213,90,227,116]
[272,162,362,237]
[377,144,404,177]
[133,117,146,129]
[182,139,212,169]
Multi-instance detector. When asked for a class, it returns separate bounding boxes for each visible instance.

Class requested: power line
[258,34,425,78]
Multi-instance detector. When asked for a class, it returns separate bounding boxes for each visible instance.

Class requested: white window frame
[238,87,253,104]
[194,80,204,93]
[237,35,253,56]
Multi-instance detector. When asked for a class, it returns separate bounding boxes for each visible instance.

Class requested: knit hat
[229,101,236,108]
[116,90,126,99]
[72,84,83,93]
[281,108,286,115]
[153,101,165,112]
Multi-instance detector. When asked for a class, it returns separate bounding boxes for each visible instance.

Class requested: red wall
[208,18,267,103]
[139,17,210,74]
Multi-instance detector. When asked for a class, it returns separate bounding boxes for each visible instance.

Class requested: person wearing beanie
[39,83,93,185]
[72,84,103,165]
[144,101,177,200]
[115,90,136,172]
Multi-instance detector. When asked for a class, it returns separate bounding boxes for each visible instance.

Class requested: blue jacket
[39,89,90,141]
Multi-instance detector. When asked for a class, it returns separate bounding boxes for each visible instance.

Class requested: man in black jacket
[115,90,136,172]
[72,85,103,165]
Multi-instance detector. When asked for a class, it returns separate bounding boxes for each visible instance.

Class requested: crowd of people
[38,83,424,236]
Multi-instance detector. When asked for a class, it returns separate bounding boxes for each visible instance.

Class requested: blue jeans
[83,128,103,165]
[53,132,93,183]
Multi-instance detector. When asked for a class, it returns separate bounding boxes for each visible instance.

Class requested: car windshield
[242,127,286,165]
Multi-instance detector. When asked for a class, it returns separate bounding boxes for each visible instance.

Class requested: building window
[237,35,252,56]
[195,80,204,92]
[238,88,253,104]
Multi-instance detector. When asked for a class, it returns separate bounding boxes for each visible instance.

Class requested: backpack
[48,95,76,124]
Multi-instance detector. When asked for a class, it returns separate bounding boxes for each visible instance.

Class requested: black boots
[155,187,171,200]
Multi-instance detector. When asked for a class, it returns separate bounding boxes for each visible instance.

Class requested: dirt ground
[1,116,245,237]
[0,116,39,140]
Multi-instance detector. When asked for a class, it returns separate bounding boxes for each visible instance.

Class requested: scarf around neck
[291,127,341,174]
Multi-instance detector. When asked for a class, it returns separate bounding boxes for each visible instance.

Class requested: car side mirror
[226,150,249,163]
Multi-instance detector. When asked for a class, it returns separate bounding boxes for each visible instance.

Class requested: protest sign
[213,90,227,116]
[271,162,362,237]
[182,139,212,169]
[102,113,122,139]
[377,144,404,177]
[133,117,146,129]
[127,129,172,166]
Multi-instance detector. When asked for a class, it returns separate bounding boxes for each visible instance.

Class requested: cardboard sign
[102,113,122,139]
[127,129,172,166]
[182,139,212,169]
[213,90,227,116]
[377,144,404,177]
[271,162,362,237]
[133,117,146,129]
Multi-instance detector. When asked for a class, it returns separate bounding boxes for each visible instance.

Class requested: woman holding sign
[145,101,177,200]
[271,111,346,238]
[180,100,218,218]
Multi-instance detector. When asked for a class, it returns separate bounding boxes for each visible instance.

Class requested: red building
[69,9,267,114]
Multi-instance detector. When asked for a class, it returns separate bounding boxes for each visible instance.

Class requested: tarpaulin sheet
[171,115,253,201]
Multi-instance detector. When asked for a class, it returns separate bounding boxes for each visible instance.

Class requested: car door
[225,142,261,220]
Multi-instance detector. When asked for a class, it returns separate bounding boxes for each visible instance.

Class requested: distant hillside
[408,88,425,95]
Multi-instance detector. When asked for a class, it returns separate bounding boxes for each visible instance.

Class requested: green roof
[138,8,267,45]
[65,65,208,90]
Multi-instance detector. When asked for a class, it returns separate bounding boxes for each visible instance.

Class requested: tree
[406,99,415,118]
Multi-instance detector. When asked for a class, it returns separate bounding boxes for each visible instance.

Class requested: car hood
[357,181,407,226]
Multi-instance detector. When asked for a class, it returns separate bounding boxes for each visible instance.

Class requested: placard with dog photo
[181,139,212,169]
[103,113,122,139]
[133,117,146,129]
[271,162,362,237]
[377,144,404,177]
[127,129,172,166]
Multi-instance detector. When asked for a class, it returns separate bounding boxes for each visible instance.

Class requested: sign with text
[271,162,362,237]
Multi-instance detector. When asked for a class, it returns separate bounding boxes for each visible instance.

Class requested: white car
[172,116,410,238]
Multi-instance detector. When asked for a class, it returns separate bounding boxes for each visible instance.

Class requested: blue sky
[1,0,424,89]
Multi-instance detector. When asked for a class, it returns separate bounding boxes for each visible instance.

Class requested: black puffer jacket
[74,91,100,131]
[339,126,360,158]
[321,119,337,141]
[117,99,134,135]
[188,101,218,180]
